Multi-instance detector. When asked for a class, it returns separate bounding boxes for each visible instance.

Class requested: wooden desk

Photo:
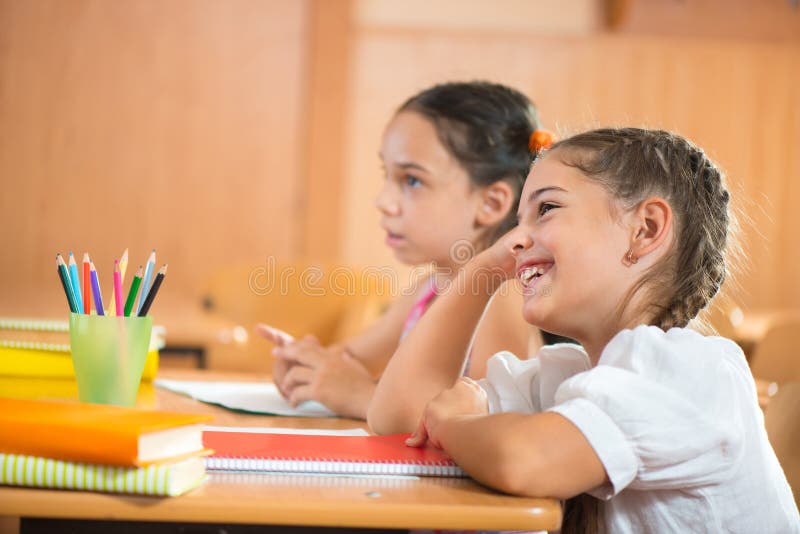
[0,370,561,532]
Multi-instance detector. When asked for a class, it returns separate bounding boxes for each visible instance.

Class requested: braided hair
[550,127,732,330]
[550,128,733,533]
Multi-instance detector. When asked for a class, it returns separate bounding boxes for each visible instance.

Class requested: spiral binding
[0,318,68,332]
[205,456,465,478]
[0,340,69,352]
[0,318,167,351]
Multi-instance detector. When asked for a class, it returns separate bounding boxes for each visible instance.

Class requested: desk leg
[20,518,405,534]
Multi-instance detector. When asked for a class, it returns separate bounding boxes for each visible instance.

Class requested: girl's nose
[375,183,400,216]
[508,226,534,255]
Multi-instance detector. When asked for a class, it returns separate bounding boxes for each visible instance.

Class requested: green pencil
[123,265,143,317]
[56,254,79,313]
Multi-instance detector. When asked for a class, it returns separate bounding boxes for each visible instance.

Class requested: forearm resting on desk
[434,412,608,500]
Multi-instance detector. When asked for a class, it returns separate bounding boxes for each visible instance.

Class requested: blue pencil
[137,249,156,315]
[67,252,84,313]
[89,261,105,316]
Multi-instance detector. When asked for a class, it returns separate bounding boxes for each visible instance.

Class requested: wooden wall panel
[0,0,309,316]
[300,0,353,259]
[340,27,800,310]
[620,0,800,42]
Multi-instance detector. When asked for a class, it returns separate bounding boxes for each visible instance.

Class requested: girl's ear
[475,181,515,228]
[628,196,673,261]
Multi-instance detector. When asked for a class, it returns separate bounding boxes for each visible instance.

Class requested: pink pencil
[113,260,123,317]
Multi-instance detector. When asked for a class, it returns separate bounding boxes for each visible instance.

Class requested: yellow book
[0,375,157,405]
[0,318,163,381]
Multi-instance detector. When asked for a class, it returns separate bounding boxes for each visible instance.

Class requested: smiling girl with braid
[371,128,799,533]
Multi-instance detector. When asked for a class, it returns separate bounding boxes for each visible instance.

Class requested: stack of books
[0,317,164,381]
[0,397,212,497]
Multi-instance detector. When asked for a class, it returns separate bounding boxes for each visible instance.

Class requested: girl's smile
[516,258,554,296]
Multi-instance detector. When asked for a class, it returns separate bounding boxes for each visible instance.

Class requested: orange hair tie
[529,129,554,154]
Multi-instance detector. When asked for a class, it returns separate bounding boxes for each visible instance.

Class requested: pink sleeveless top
[399,280,437,341]
[398,278,472,376]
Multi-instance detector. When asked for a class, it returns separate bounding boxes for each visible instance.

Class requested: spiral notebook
[203,430,465,478]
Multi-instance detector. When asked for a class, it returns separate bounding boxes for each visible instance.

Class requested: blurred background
[1,0,799,370]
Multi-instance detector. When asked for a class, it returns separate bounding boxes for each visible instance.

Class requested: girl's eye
[538,202,558,217]
[405,175,422,188]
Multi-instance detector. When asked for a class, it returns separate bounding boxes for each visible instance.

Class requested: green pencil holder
[69,313,153,407]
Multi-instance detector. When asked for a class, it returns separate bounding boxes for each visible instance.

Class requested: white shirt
[479,325,800,533]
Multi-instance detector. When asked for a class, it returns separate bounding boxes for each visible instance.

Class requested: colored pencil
[107,248,128,316]
[82,252,91,315]
[90,261,105,316]
[124,266,143,317]
[137,249,156,315]
[137,264,167,316]
[113,260,123,317]
[67,252,83,314]
[56,254,79,313]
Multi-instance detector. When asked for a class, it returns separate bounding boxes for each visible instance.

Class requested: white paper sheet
[203,425,368,436]
[154,378,336,417]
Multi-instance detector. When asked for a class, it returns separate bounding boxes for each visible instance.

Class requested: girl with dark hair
[258,82,548,420]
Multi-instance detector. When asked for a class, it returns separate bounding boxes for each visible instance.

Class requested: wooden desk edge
[0,486,561,531]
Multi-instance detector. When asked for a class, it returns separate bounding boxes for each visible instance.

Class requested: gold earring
[626,250,638,265]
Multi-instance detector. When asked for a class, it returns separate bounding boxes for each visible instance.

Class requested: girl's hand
[255,323,295,346]
[406,377,489,448]
[274,337,376,419]
[255,324,298,398]
[470,226,528,281]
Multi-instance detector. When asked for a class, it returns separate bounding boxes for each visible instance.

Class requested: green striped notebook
[0,453,206,497]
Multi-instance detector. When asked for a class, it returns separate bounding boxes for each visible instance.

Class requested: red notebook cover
[203,431,465,478]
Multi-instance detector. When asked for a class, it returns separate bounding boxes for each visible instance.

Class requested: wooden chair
[764,381,800,508]
[749,320,800,385]
[200,260,392,371]
[746,316,800,409]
